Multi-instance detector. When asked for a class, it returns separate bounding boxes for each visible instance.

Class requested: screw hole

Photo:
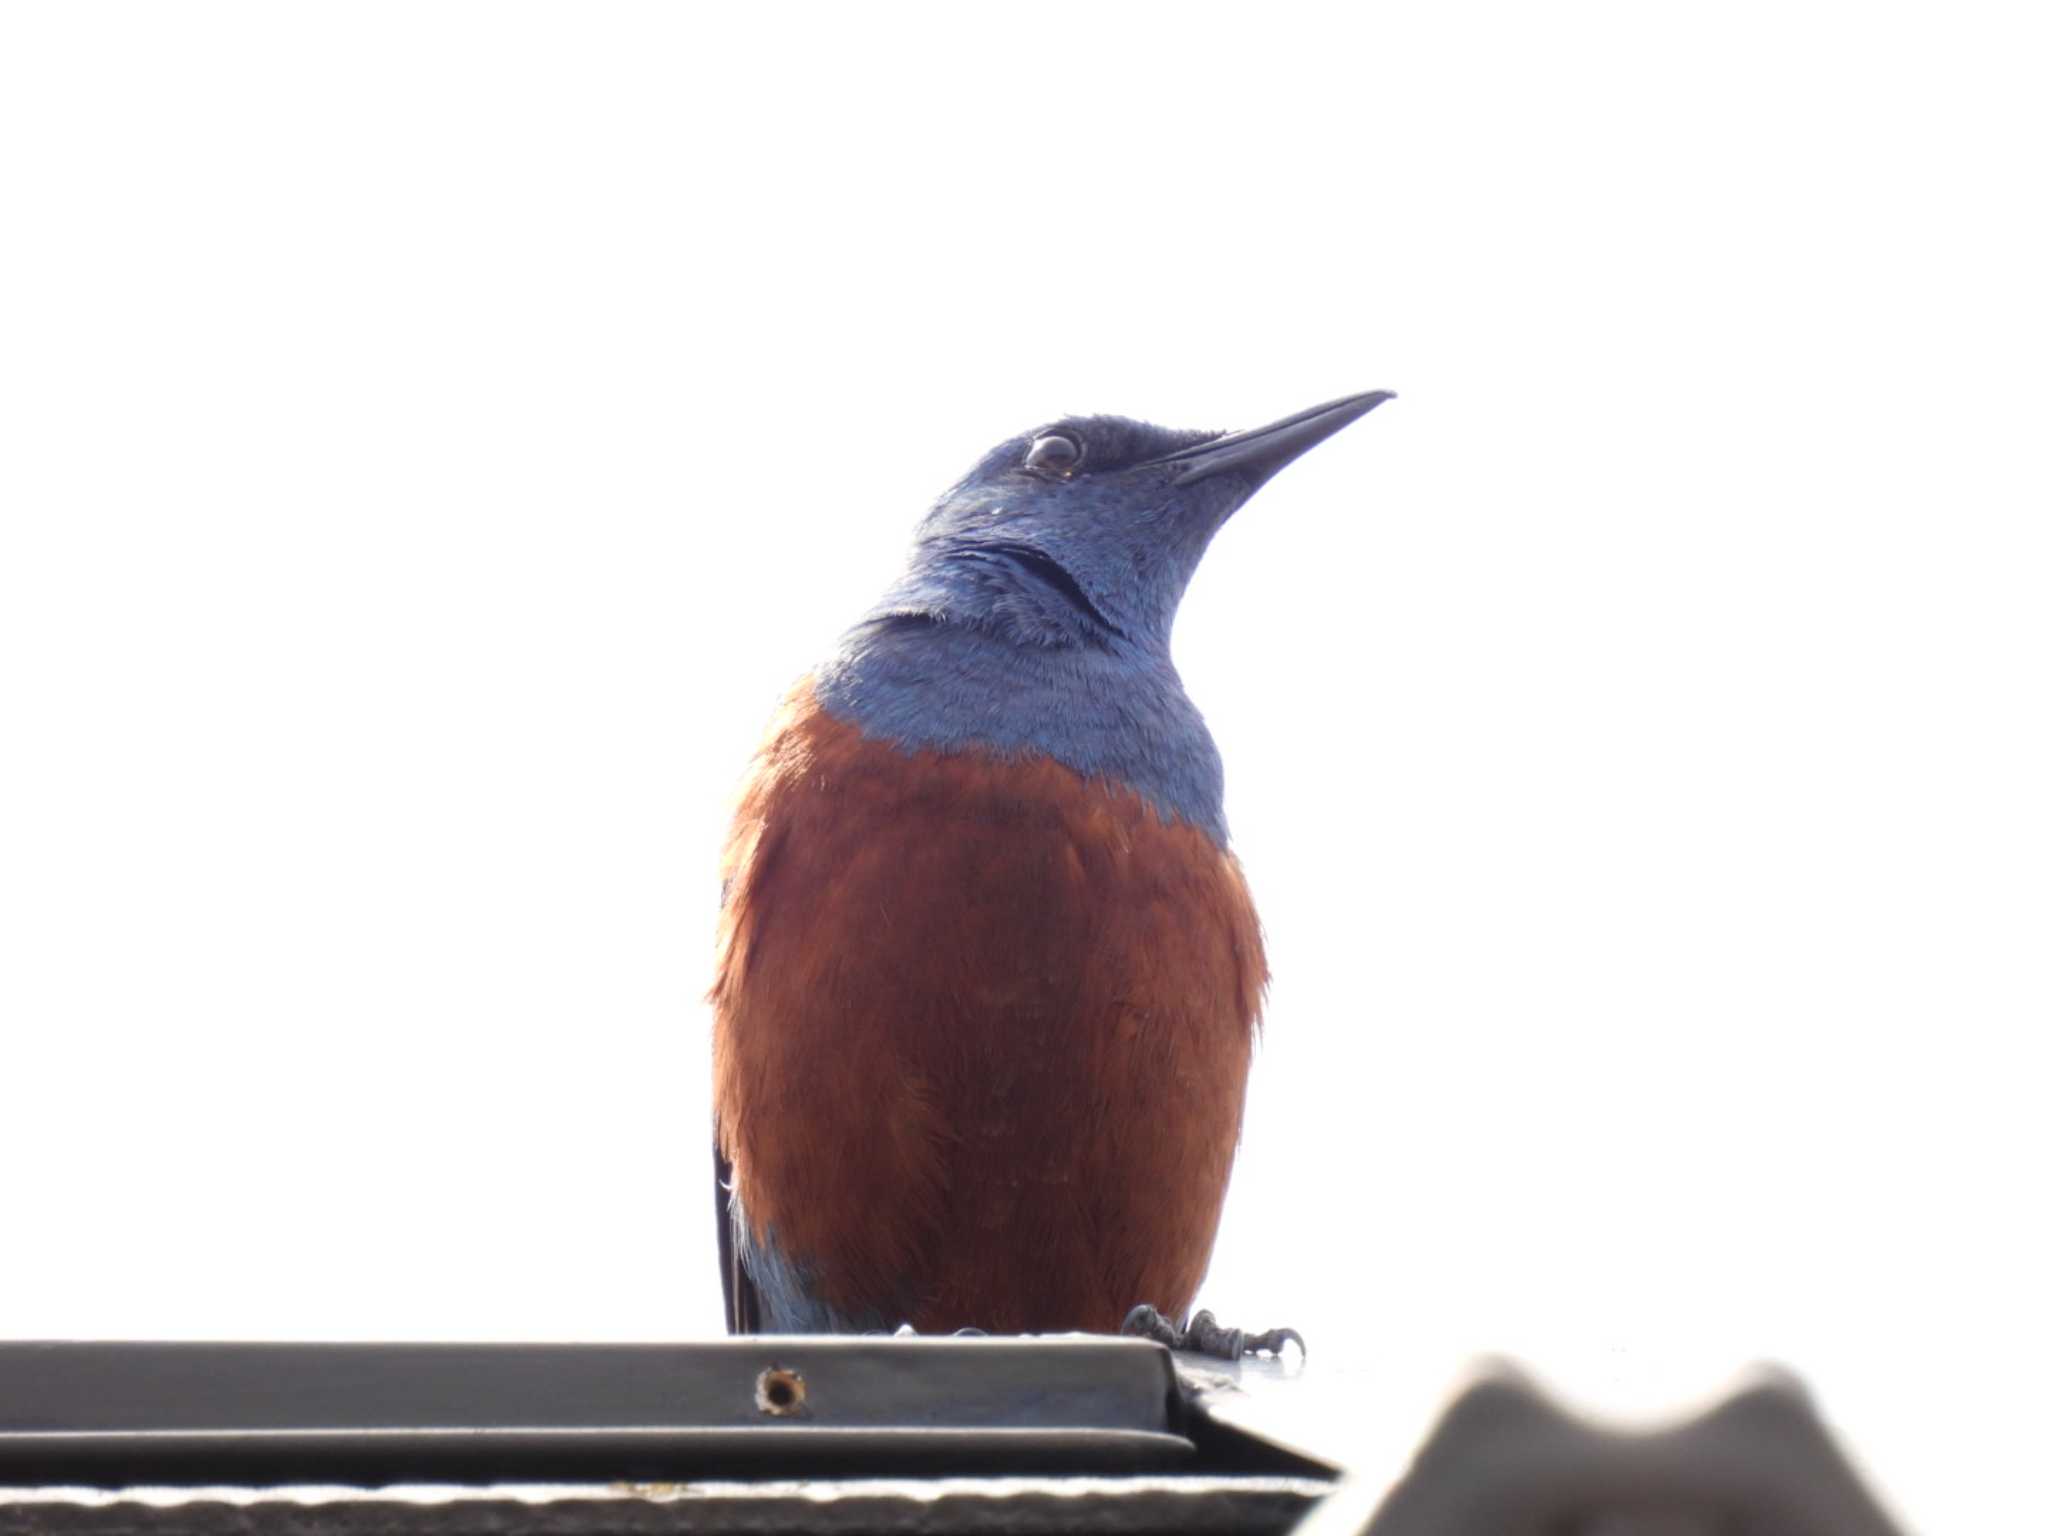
[755,1366,806,1416]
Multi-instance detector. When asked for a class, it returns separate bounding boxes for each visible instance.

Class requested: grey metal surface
[0,1476,1333,1536]
[0,1339,1202,1483]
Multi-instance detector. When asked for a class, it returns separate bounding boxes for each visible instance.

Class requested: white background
[3,4,2042,1528]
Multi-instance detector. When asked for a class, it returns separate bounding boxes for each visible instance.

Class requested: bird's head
[879,390,1395,654]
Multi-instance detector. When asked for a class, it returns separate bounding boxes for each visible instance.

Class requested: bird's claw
[1121,1304,1306,1361]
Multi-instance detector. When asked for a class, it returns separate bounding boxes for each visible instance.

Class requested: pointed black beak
[1149,389,1396,488]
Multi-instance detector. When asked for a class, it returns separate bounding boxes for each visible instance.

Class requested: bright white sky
[2,3,2042,1528]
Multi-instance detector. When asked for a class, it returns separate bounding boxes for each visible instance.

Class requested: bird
[711,388,1393,1352]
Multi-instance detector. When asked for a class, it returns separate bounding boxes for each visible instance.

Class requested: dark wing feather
[714,1138,760,1333]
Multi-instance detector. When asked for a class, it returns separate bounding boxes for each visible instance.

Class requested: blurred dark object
[1297,1360,1907,1536]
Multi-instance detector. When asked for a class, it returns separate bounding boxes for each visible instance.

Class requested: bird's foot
[1121,1304,1306,1361]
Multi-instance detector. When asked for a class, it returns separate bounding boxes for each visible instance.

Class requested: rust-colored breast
[711,682,1268,1333]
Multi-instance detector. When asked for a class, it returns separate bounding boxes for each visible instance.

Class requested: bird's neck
[869,543,1151,652]
[812,614,1228,846]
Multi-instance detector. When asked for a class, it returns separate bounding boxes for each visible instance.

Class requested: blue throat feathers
[812,591,1229,847]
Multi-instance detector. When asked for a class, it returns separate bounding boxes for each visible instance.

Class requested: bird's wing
[715,859,762,1334]
[714,1137,760,1333]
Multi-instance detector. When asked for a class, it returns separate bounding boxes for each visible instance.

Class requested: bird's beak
[1147,389,1396,488]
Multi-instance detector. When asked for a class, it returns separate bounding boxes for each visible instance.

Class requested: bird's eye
[1024,433,1082,476]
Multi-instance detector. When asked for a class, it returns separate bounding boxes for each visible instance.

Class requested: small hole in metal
[755,1366,806,1416]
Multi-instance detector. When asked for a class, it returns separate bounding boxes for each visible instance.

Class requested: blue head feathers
[813,390,1394,844]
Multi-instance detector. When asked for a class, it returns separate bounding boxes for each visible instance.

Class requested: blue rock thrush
[712,389,1394,1356]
